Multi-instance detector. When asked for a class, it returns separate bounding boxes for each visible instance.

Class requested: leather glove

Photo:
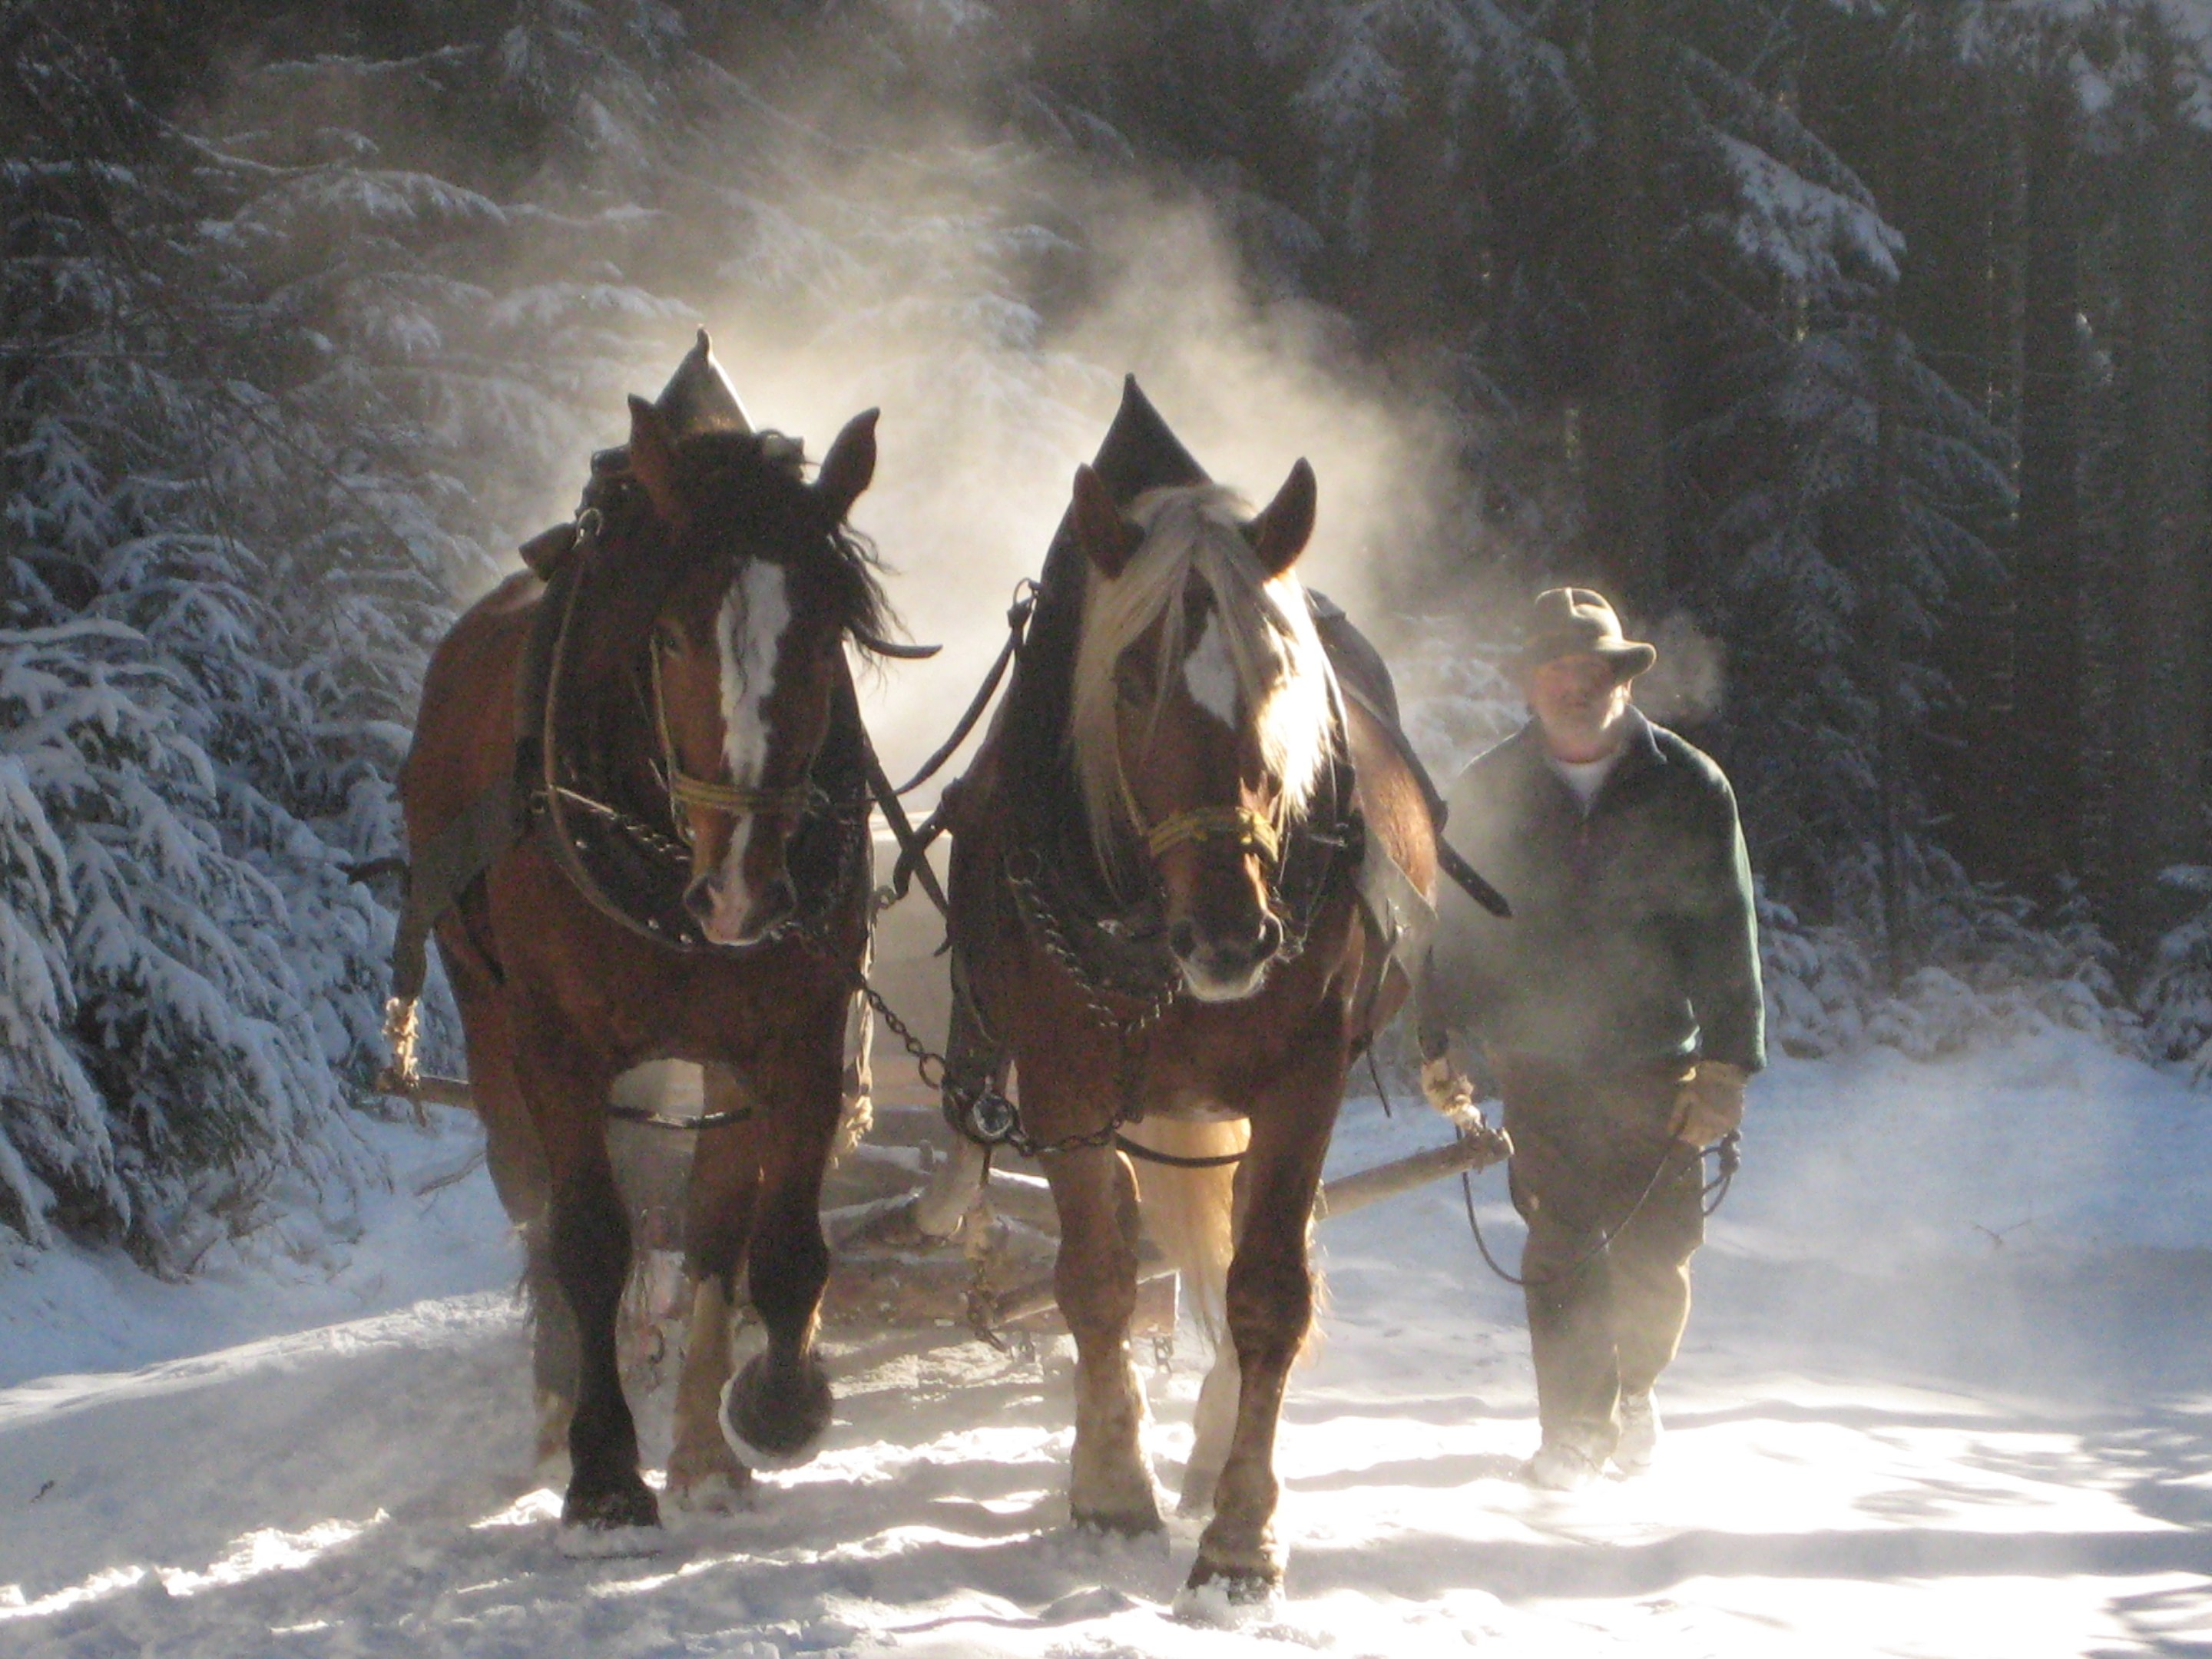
[1420,1056,1486,1132]
[1671,1061,1747,1149]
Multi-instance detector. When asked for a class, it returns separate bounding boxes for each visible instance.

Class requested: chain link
[860,806,1348,1164]
[861,981,948,1091]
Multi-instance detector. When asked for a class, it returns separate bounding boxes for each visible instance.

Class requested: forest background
[4,0,2209,1273]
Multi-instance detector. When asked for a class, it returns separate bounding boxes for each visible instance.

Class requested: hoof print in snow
[719,1354,832,1469]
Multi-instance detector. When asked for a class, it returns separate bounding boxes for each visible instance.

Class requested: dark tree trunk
[1580,0,1668,613]
[1873,318,1911,985]
[2011,50,2087,899]
[2113,36,2212,946]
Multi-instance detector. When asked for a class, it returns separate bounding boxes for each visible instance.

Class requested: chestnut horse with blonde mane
[942,384,1439,1603]
[401,339,899,1539]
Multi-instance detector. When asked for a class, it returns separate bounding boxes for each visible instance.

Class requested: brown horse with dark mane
[940,382,1442,1604]
[398,336,900,1540]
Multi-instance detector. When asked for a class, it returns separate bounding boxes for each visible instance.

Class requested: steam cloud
[558,129,1483,795]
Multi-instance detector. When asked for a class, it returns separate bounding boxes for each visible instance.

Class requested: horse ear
[628,395,684,525]
[1071,463,1143,579]
[1248,458,1316,578]
[814,408,879,522]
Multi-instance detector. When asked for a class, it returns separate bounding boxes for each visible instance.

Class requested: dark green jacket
[1423,712,1765,1074]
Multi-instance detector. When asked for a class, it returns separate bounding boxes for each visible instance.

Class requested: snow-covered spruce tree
[1654,15,2012,966]
[0,1,491,1265]
[2139,869,2212,1079]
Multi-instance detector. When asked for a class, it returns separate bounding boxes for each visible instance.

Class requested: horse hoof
[667,1468,753,1515]
[555,1518,665,1559]
[1173,1559,1283,1624]
[667,1439,755,1513]
[561,1476,661,1535]
[720,1353,832,1469]
[1070,1501,1164,1538]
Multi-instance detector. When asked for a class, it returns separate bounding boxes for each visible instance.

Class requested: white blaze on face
[708,560,793,916]
[1183,608,1240,727]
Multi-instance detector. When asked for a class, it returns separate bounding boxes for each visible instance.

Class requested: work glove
[1419,1055,1487,1133]
[1671,1061,1747,1149]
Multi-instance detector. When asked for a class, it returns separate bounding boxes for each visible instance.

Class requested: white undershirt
[1541,706,1645,813]
[1547,750,1621,813]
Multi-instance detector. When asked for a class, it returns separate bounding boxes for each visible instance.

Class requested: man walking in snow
[1419,587,1763,1492]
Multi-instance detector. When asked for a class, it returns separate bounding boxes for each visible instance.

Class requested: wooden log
[1312,1126,1512,1220]
[395,1072,477,1111]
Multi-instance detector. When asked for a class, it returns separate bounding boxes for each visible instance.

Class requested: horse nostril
[1170,919,1199,960]
[684,875,715,922]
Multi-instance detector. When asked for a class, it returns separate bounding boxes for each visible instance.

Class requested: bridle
[646,634,816,844]
[1141,802,1281,870]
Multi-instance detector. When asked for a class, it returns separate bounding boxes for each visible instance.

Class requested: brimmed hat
[1507,587,1656,680]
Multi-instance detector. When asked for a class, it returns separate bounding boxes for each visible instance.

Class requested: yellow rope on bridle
[1142,803,1281,868]
[650,644,813,839]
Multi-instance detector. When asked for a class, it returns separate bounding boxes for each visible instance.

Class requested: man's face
[1524,651,1632,755]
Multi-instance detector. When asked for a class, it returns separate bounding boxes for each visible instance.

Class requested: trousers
[1495,1052,1704,1458]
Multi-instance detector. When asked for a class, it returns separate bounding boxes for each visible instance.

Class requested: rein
[892,582,1035,797]
[1457,1131,1743,1288]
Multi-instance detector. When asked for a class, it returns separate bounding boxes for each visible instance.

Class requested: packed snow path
[4,1031,2209,1657]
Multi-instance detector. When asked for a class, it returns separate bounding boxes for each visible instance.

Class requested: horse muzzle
[684,868,796,946]
[1168,912,1285,1004]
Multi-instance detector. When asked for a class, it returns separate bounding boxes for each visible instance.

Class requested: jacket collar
[1506,706,1663,803]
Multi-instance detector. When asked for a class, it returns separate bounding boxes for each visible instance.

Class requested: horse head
[620,381,886,947]
[1066,457,1333,1002]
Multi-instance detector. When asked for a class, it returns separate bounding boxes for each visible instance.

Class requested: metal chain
[999,849,1181,1158]
[854,852,1179,1161]
[860,981,949,1091]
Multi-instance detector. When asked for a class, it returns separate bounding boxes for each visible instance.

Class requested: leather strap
[1141,803,1280,869]
[892,582,1034,796]
[648,642,815,834]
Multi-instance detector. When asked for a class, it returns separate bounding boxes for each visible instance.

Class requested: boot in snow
[1614,1392,1662,1476]
[1520,1438,1604,1492]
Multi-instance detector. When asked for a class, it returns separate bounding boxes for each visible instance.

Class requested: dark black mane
[670,427,893,648]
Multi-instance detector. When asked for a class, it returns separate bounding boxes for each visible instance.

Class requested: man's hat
[1508,587,1656,680]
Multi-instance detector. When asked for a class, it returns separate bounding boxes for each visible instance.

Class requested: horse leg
[667,1065,760,1509]
[1046,1141,1161,1534]
[720,1015,843,1467]
[514,1023,656,1534]
[441,957,578,1482]
[1180,1345,1240,1515]
[523,1215,581,1479]
[1186,1071,1336,1601]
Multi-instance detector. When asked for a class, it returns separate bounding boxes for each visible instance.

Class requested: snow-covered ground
[3,1030,2209,1656]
